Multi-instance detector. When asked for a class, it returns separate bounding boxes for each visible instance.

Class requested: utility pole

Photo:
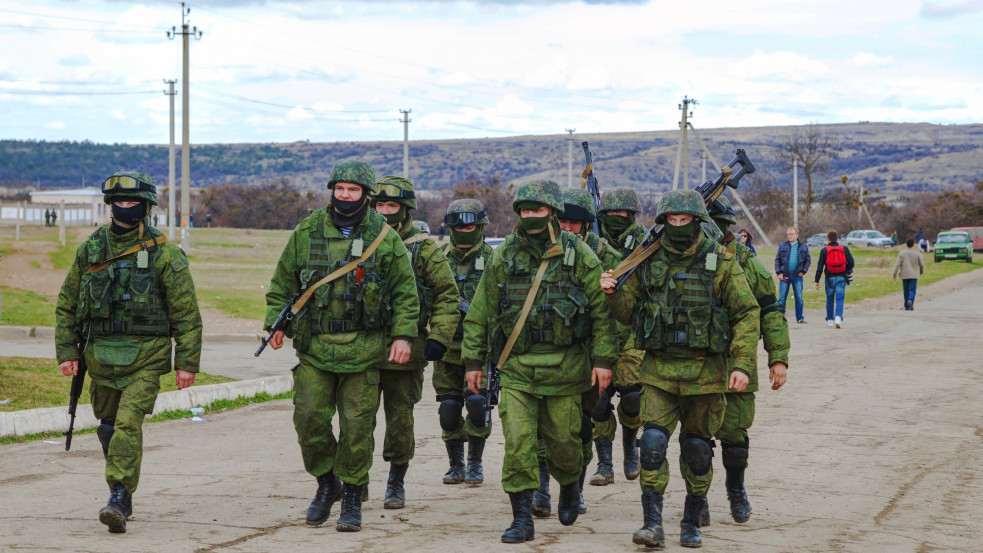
[400,109,412,179]
[672,96,697,190]
[168,2,202,249]
[565,129,576,186]
[164,79,177,241]
[793,158,799,229]
[700,150,707,182]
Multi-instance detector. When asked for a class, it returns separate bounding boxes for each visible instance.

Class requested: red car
[950,227,983,251]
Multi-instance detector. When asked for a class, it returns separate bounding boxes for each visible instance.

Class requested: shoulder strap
[402,232,430,246]
[291,225,392,315]
[611,238,662,281]
[496,257,550,369]
[85,235,167,274]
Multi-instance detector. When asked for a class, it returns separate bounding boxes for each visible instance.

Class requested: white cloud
[851,52,895,68]
[731,50,828,82]
[111,110,126,120]
[44,121,66,129]
[286,106,313,121]
[436,72,477,86]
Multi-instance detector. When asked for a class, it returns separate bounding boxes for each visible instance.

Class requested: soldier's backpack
[824,245,847,274]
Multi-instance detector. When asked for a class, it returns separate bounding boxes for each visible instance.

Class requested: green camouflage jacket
[723,235,790,392]
[602,220,648,257]
[55,224,202,387]
[607,234,760,395]
[443,239,495,366]
[265,208,419,373]
[381,223,458,371]
[461,230,618,396]
[584,231,633,348]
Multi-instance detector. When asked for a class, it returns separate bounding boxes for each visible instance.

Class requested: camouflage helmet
[559,187,596,222]
[655,189,710,224]
[101,171,158,206]
[328,160,378,193]
[512,179,564,213]
[600,186,641,213]
[445,198,489,226]
[373,175,417,210]
[708,195,737,225]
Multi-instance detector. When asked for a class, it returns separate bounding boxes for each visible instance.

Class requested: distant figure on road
[891,230,898,247]
[893,238,925,311]
[44,208,51,227]
[775,226,811,324]
[438,222,446,241]
[915,228,927,252]
[814,231,855,328]
[206,213,212,228]
[50,209,57,227]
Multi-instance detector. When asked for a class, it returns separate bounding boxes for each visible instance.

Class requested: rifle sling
[611,238,662,281]
[86,236,167,274]
[496,257,550,369]
[290,225,392,315]
[402,232,430,246]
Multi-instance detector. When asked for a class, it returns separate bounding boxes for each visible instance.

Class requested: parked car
[950,226,983,251]
[413,220,431,234]
[843,229,892,248]
[806,233,827,247]
[485,237,505,248]
[934,231,973,263]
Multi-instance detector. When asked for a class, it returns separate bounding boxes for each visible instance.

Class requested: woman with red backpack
[814,230,855,328]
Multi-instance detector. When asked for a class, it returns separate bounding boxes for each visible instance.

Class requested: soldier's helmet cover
[559,187,596,222]
[512,179,564,213]
[708,195,737,225]
[373,175,417,210]
[445,198,489,226]
[600,186,642,213]
[328,160,378,193]
[101,171,158,206]
[655,189,710,224]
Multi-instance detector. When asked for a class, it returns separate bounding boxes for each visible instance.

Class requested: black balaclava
[330,188,370,228]
[110,199,147,233]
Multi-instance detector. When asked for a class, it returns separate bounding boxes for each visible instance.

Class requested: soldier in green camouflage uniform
[264,160,419,533]
[593,186,648,484]
[369,176,458,509]
[600,189,760,549]
[705,196,789,525]
[529,187,624,518]
[433,199,495,487]
[462,179,618,543]
[55,172,202,534]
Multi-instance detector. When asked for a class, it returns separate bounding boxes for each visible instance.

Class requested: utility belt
[88,318,169,337]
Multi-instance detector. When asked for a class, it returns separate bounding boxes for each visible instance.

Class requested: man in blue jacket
[775,227,811,323]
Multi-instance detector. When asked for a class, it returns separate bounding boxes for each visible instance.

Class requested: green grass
[49,241,82,270]
[0,287,56,327]
[0,356,236,412]
[0,389,292,445]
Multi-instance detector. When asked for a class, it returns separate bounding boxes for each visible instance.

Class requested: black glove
[424,339,447,361]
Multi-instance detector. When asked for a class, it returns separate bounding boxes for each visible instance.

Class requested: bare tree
[775,123,839,214]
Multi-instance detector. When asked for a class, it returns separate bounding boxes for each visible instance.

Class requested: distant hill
[2,122,982,195]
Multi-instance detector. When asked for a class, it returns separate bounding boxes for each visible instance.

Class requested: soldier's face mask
[451,226,482,247]
[518,213,551,234]
[111,200,146,226]
[664,218,698,246]
[602,213,633,233]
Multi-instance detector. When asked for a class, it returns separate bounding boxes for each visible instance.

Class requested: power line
[0,88,159,96]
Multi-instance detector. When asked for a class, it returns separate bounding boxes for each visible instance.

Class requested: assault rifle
[63,350,88,451]
[255,291,300,357]
[613,149,756,290]
[581,141,603,237]
[465,284,505,427]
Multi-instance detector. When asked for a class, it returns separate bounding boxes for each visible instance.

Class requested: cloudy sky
[1,0,981,145]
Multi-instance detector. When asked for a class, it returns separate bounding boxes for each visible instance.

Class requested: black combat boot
[306,471,343,526]
[443,440,466,484]
[725,466,752,523]
[632,491,665,548]
[531,462,551,518]
[680,495,706,548]
[622,425,640,480]
[699,499,711,527]
[465,436,485,485]
[577,466,588,514]
[557,480,580,526]
[96,421,114,459]
[501,490,535,543]
[99,483,131,534]
[336,483,364,532]
[384,463,409,510]
[589,439,614,485]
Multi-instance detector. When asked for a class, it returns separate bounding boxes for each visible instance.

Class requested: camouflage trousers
[433,360,492,441]
[292,362,380,486]
[90,373,162,494]
[537,384,598,468]
[593,348,643,441]
[500,388,582,493]
[377,368,424,465]
[638,385,725,498]
[714,391,755,446]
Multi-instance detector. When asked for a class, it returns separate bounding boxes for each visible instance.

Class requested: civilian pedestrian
[814,231,855,328]
[775,227,811,323]
[892,239,924,310]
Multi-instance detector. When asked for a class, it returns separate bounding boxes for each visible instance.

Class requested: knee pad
[679,432,715,476]
[96,420,115,453]
[590,386,614,422]
[638,423,670,471]
[437,396,464,431]
[464,392,490,428]
[579,410,594,444]
[721,440,749,470]
[619,385,642,418]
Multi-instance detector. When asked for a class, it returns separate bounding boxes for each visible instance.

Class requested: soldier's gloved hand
[424,339,447,361]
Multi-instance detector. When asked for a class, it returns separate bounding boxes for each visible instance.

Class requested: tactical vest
[298,210,391,336]
[631,241,731,357]
[77,227,170,337]
[497,233,591,353]
[444,241,491,341]
[404,232,434,331]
